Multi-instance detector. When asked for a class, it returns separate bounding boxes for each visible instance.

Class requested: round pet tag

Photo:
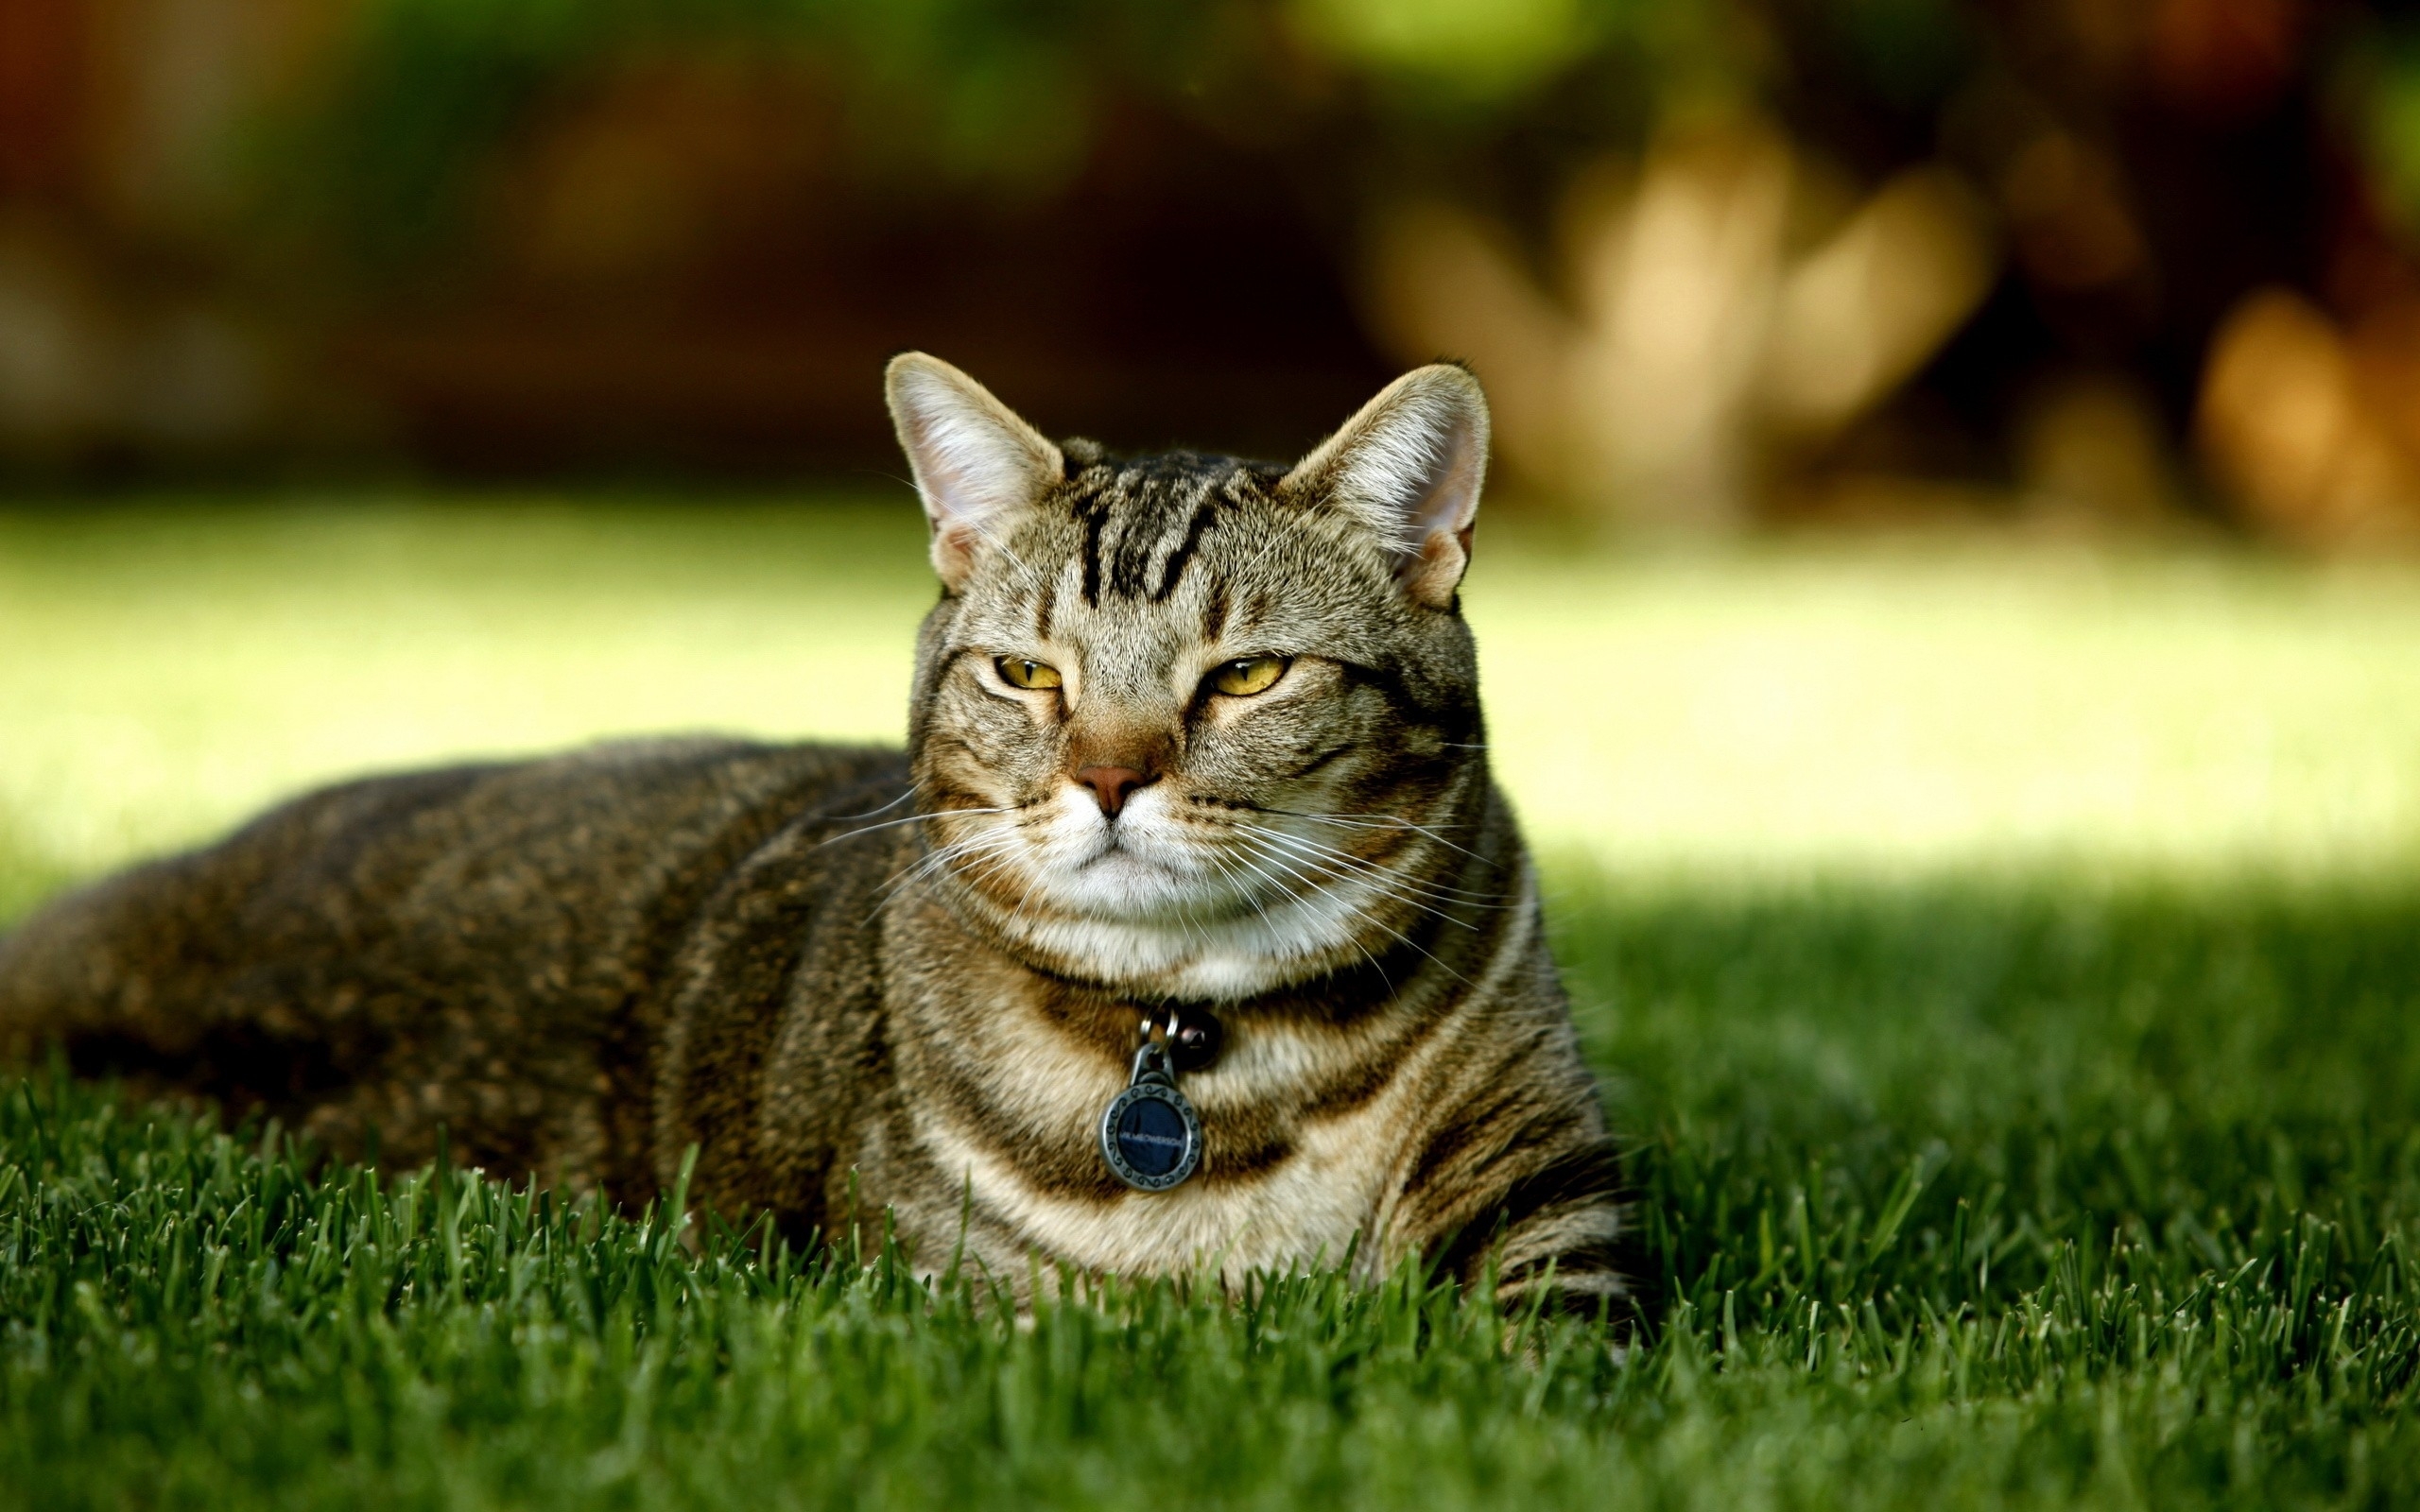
[1098,1076,1201,1192]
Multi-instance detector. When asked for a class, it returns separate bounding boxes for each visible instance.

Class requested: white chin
[1005,849,1388,999]
[948,805,1401,996]
[1046,845,1229,923]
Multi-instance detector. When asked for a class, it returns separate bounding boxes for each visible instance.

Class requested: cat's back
[0,737,907,1174]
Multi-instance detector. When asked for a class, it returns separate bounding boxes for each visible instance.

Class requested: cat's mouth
[1060,823,1202,905]
[936,783,1371,936]
[991,787,1266,923]
[929,788,1429,995]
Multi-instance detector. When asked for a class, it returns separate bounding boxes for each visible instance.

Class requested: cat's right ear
[1281,364,1490,610]
[886,353,1064,591]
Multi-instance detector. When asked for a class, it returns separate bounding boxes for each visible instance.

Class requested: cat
[0,356,1630,1317]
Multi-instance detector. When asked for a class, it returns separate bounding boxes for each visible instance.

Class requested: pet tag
[1098,1012,1202,1192]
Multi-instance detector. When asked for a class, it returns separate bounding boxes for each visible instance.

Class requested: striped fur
[0,359,1630,1319]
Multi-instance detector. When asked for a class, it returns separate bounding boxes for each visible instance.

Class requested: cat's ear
[886,352,1064,591]
[1281,364,1490,610]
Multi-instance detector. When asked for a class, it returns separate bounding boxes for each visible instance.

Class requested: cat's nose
[1074,765,1153,817]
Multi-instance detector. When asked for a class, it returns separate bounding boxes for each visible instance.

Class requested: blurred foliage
[66,0,2420,524]
[269,0,2403,276]
[1298,0,1606,98]
[1822,0,1972,109]
[2349,21,2420,243]
[256,0,1790,275]
[262,0,1193,270]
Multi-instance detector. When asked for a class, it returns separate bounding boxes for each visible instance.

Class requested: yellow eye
[995,656,1063,690]
[1210,657,1288,696]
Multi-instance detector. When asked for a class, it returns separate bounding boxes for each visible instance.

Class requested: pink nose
[1074,765,1151,816]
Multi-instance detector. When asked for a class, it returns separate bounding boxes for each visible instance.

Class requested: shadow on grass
[1543,864,2420,1344]
[4,858,2419,1507]
[9,846,2414,1334]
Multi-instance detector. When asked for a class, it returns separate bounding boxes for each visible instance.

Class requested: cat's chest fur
[868,886,1517,1283]
[909,1067,1418,1280]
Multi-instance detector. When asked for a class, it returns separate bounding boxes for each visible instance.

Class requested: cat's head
[889,353,1497,1000]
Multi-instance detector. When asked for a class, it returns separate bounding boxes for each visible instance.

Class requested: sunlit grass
[6,497,2420,910]
[0,500,929,914]
[1475,541,2420,879]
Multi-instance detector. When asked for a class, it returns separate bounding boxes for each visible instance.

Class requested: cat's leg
[1395,1041,1635,1326]
[1443,1139,1634,1323]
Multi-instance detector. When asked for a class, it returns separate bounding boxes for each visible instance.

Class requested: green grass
[9,498,2420,898]
[4,498,2419,1507]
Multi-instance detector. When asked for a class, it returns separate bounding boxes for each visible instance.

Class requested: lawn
[3,497,2418,1508]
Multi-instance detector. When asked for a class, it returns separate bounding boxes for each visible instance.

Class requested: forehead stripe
[1107,499,1167,599]
[1149,498,1222,603]
[1074,493,1111,607]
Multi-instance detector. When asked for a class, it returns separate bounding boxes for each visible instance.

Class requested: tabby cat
[0,356,1630,1315]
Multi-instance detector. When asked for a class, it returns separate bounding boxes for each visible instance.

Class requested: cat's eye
[1209,657,1289,697]
[995,657,1063,691]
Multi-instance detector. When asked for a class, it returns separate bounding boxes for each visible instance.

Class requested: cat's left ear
[1281,364,1490,609]
[886,352,1064,591]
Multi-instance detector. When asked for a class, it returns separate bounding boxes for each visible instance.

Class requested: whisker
[1253,807,1491,864]
[1231,836,1496,982]
[1234,824,1508,911]
[814,803,1017,850]
[1217,844,1393,988]
[872,824,1016,908]
[822,783,921,822]
[1234,833,1469,986]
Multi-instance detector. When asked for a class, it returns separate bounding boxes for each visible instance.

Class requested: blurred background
[9,0,2420,545]
[9,0,2420,914]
